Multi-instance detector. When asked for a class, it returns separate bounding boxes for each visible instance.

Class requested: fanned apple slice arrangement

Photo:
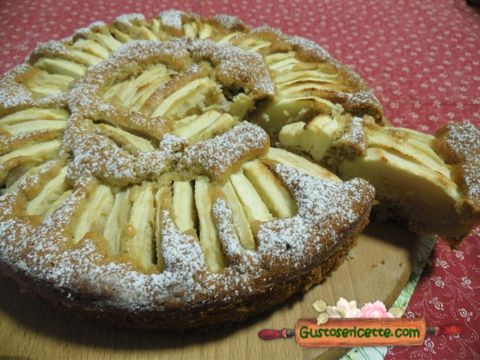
[0,10,478,330]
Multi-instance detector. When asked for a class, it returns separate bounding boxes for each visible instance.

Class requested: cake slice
[278,114,480,243]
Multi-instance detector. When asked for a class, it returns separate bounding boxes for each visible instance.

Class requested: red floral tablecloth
[0,0,479,358]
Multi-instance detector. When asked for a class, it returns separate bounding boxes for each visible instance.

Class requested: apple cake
[0,10,478,330]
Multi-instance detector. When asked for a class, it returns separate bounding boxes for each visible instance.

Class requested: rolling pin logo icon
[258,328,295,340]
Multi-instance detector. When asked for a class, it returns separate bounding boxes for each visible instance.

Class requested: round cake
[0,10,478,330]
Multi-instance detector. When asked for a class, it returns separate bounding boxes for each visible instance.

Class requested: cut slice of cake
[278,114,480,244]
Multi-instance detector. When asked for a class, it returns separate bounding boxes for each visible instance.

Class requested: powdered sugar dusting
[0,129,62,155]
[160,211,206,282]
[62,38,274,187]
[115,13,145,24]
[211,14,246,30]
[257,163,374,272]
[252,25,284,38]
[181,122,269,181]
[435,121,480,162]
[336,90,383,119]
[0,65,33,110]
[287,35,332,62]
[65,118,180,187]
[211,199,258,270]
[334,116,367,157]
[28,40,69,62]
[434,121,480,209]
[66,131,137,187]
[159,9,184,30]
[187,38,275,98]
[460,160,480,210]
[74,21,106,37]
[66,40,181,140]
[3,9,459,329]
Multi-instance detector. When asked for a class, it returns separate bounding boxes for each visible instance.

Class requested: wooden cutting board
[0,221,419,360]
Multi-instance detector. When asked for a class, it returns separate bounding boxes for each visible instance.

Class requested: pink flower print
[459,308,473,322]
[435,258,449,269]
[432,276,445,288]
[424,338,437,354]
[359,301,394,318]
[454,250,464,260]
[461,277,472,289]
[428,297,444,311]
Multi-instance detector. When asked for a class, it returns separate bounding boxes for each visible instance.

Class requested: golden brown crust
[180,122,270,183]
[0,130,62,155]
[3,200,370,330]
[0,158,375,329]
